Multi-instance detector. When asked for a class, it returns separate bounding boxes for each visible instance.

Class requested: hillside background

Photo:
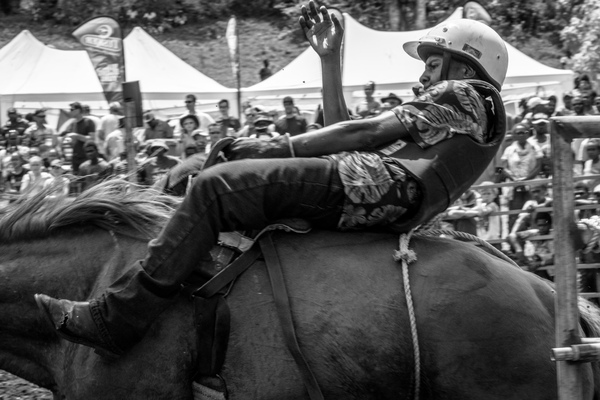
[1,0,594,92]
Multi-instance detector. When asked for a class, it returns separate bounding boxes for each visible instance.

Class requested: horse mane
[0,178,181,243]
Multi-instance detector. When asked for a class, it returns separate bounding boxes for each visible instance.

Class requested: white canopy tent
[242,8,573,114]
[0,28,237,125]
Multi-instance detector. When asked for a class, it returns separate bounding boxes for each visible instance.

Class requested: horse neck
[0,228,147,390]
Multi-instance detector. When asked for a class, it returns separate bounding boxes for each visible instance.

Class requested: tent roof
[242,8,573,106]
[124,27,234,96]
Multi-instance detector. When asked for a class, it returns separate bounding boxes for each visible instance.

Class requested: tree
[561,0,600,75]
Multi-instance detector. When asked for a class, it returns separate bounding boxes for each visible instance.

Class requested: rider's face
[420,55,444,90]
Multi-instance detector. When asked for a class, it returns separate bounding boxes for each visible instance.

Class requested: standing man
[23,108,58,164]
[174,94,215,138]
[1,108,30,144]
[355,81,381,118]
[60,102,96,175]
[216,99,241,137]
[274,96,308,136]
[97,102,122,155]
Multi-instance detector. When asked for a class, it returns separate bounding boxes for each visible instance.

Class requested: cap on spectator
[185,142,198,149]
[282,96,294,104]
[381,93,403,104]
[254,112,273,124]
[50,159,63,168]
[149,140,169,151]
[144,112,155,122]
[69,102,83,110]
[7,107,16,114]
[526,96,549,109]
[109,102,122,112]
[531,112,550,125]
[34,108,47,117]
[82,104,91,113]
[180,114,199,128]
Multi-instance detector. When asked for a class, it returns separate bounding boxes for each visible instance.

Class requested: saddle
[190,218,323,400]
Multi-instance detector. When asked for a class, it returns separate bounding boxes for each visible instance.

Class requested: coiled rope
[393,228,520,399]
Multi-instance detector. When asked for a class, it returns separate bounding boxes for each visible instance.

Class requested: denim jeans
[91,157,345,350]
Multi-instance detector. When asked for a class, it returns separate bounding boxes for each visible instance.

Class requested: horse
[1,179,600,399]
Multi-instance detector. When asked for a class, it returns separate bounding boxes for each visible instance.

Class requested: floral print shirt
[330,80,490,230]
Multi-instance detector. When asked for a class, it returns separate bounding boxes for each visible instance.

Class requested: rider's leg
[38,157,345,355]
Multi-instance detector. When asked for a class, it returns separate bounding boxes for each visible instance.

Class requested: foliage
[561,0,600,75]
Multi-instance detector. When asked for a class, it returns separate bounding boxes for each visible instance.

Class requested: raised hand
[299,0,343,59]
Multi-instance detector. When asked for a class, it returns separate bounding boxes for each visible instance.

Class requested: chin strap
[441,52,452,82]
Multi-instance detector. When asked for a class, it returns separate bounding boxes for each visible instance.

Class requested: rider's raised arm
[300,1,348,126]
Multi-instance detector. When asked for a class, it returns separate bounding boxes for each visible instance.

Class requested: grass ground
[0,14,307,89]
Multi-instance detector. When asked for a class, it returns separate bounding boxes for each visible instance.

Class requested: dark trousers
[91,157,345,350]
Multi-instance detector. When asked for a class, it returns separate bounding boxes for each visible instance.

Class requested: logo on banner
[80,24,122,53]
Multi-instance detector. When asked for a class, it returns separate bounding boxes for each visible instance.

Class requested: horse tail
[578,297,600,399]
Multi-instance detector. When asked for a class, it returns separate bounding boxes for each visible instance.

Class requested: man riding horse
[36,2,509,359]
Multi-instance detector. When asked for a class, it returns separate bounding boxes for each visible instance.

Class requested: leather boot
[35,294,124,359]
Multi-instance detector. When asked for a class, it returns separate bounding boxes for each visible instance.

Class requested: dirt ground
[0,370,52,400]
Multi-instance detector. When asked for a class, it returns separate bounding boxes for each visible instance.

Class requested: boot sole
[34,294,122,360]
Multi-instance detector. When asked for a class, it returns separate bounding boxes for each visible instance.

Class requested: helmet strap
[441,52,452,82]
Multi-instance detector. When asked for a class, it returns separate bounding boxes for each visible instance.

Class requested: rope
[392,228,522,399]
[394,230,421,400]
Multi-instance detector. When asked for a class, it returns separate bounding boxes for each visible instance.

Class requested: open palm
[299,1,344,58]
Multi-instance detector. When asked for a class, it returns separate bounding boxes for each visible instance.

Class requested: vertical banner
[226,15,242,119]
[73,16,125,103]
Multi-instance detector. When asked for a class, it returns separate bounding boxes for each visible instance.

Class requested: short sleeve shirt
[329,80,491,230]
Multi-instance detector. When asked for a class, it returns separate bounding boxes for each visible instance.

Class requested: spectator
[237,107,258,138]
[1,107,30,141]
[583,139,600,190]
[574,181,597,220]
[98,102,123,154]
[3,151,28,196]
[442,188,480,235]
[500,122,543,229]
[59,102,96,175]
[108,151,129,179]
[141,112,173,143]
[259,59,273,81]
[179,114,204,157]
[380,93,403,111]
[274,96,307,136]
[206,123,223,153]
[138,140,181,186]
[23,108,58,164]
[527,115,551,178]
[78,141,111,191]
[509,211,554,278]
[174,94,215,138]
[82,105,101,147]
[355,81,381,118]
[192,131,209,155]
[250,112,277,140]
[216,99,241,137]
[20,155,51,199]
[476,181,502,242]
[104,116,128,162]
[556,92,574,116]
[546,95,557,116]
[44,159,70,199]
[523,96,550,124]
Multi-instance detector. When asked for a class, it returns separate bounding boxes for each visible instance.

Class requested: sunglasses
[185,101,194,104]
[514,131,528,135]
[52,165,62,169]
[37,115,46,118]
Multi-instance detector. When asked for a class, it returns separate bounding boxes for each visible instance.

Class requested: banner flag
[225,16,239,78]
[73,16,125,103]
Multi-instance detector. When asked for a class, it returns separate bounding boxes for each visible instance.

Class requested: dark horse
[1,180,600,399]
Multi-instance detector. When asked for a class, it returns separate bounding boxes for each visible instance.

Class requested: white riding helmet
[403,19,508,91]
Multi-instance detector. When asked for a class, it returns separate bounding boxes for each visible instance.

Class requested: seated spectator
[103,116,127,161]
[179,114,204,158]
[249,112,278,140]
[380,93,403,112]
[142,112,173,143]
[3,151,29,197]
[506,183,553,261]
[442,188,480,236]
[138,140,181,186]
[44,159,70,199]
[108,151,130,179]
[510,212,554,279]
[206,124,224,154]
[583,139,600,190]
[475,181,502,243]
[575,181,597,220]
[20,156,52,199]
[192,131,209,154]
[78,141,111,191]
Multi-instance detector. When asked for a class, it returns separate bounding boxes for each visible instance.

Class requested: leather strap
[259,233,324,400]
[195,245,262,298]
